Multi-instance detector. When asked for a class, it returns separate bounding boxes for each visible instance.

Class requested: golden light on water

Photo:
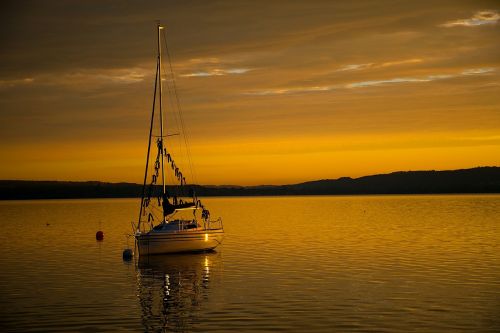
[1,195,499,331]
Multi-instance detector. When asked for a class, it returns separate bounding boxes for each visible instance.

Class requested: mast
[158,23,167,223]
[137,58,159,231]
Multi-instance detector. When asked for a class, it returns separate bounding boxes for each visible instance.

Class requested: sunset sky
[1,1,499,185]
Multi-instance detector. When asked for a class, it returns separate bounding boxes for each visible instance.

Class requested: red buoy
[96,231,104,241]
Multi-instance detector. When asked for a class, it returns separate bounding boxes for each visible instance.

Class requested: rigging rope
[162,30,198,186]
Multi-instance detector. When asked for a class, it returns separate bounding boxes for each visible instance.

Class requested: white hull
[136,229,224,255]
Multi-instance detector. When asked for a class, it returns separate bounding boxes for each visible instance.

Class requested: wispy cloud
[180,68,251,78]
[336,63,373,72]
[379,58,423,67]
[185,57,222,65]
[246,67,496,96]
[0,77,35,88]
[94,70,147,83]
[346,77,430,88]
[50,68,151,86]
[248,86,333,96]
[0,68,151,90]
[176,56,253,78]
[461,67,496,75]
[441,10,500,27]
[337,58,423,72]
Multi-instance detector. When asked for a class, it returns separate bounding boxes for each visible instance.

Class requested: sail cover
[162,194,196,216]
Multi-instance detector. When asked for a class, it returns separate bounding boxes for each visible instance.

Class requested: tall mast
[137,58,159,231]
[157,23,167,223]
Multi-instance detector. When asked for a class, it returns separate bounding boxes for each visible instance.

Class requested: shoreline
[2,166,499,200]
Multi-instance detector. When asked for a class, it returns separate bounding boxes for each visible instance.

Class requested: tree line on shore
[1,167,499,200]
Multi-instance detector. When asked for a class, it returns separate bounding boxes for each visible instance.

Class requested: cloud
[0,65,251,89]
[0,68,151,90]
[94,70,147,83]
[461,68,495,75]
[46,68,151,87]
[336,63,373,72]
[440,10,500,27]
[185,58,222,65]
[379,58,423,67]
[175,56,253,78]
[247,67,496,95]
[0,77,35,88]
[247,85,333,96]
[180,68,251,77]
[337,58,423,72]
[346,77,430,88]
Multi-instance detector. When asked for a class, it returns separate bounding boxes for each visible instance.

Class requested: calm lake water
[0,195,499,332]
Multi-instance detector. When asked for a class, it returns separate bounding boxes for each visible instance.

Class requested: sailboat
[133,23,224,255]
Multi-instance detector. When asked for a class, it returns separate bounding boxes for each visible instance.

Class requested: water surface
[0,195,499,332]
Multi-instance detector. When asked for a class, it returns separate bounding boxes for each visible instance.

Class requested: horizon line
[1,165,498,187]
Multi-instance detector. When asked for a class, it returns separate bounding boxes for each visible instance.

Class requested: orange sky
[1,1,499,185]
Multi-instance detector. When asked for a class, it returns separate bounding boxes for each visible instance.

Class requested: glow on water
[0,195,499,332]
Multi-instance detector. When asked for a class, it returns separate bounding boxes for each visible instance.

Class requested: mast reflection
[136,252,218,332]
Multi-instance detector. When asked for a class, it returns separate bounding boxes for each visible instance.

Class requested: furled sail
[162,194,196,216]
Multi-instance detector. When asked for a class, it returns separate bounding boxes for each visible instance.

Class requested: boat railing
[205,217,223,231]
[179,219,195,232]
[131,221,141,233]
[133,218,223,233]
[175,219,197,231]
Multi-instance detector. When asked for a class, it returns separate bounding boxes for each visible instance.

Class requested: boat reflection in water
[136,252,219,331]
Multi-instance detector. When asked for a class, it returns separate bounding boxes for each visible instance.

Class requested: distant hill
[1,167,499,200]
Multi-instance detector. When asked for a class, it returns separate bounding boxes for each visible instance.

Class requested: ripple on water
[0,195,499,332]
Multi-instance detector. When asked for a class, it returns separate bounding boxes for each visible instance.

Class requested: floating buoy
[96,231,104,241]
[122,248,134,260]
